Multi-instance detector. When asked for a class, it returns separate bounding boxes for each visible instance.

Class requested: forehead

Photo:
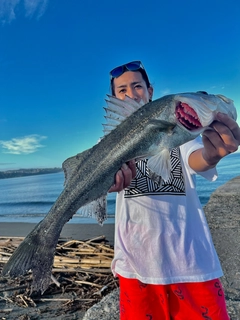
[113,71,144,87]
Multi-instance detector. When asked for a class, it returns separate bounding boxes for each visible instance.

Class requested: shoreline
[0,222,115,245]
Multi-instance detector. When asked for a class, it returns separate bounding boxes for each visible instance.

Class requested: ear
[148,86,153,101]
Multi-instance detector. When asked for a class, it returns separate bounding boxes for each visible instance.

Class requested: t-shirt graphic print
[124,147,186,198]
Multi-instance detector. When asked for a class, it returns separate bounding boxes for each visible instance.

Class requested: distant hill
[0,168,63,179]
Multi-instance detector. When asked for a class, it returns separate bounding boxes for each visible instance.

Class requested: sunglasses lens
[125,61,141,71]
[110,66,124,78]
[110,61,142,79]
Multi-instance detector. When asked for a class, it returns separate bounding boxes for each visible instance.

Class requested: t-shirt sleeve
[180,136,218,181]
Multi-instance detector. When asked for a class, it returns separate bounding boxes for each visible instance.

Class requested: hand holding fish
[108,160,136,192]
[201,113,240,167]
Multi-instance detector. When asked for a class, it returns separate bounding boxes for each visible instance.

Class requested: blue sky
[0,0,239,170]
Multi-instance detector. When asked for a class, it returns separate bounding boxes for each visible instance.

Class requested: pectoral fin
[148,149,172,182]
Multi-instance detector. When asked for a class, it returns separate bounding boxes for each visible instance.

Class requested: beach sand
[0,222,115,245]
[0,222,115,319]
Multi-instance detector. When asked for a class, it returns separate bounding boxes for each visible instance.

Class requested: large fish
[2,92,237,293]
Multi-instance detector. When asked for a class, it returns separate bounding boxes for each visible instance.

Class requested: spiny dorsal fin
[103,95,145,135]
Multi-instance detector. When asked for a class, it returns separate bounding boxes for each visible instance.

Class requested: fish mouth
[175,101,202,131]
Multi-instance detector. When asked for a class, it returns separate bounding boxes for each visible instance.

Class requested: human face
[113,71,153,104]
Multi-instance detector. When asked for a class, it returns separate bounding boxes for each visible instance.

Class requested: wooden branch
[0,234,118,312]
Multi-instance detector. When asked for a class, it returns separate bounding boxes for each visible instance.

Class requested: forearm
[188,148,217,173]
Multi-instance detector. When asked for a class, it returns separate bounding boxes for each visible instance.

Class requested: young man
[108,61,240,319]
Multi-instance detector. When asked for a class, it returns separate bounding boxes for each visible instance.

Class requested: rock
[82,289,119,320]
[204,176,240,319]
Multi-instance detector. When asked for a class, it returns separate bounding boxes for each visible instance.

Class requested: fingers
[201,114,240,166]
[216,113,240,144]
[108,170,124,193]
[108,160,136,193]
[127,160,137,181]
[211,114,239,152]
[201,132,225,166]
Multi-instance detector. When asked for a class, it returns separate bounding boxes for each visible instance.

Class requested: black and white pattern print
[124,147,186,198]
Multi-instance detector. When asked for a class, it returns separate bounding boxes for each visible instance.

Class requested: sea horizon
[0,153,239,225]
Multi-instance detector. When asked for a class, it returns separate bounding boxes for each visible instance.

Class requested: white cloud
[0,0,48,24]
[0,0,20,23]
[24,0,48,19]
[0,134,47,154]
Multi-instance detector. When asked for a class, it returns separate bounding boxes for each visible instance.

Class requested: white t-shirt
[111,137,223,284]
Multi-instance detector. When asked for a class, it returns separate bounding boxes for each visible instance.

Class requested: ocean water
[0,153,239,224]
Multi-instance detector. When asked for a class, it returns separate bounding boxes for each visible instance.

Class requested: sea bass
[2,92,237,293]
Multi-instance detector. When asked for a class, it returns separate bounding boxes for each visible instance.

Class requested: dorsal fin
[103,95,144,135]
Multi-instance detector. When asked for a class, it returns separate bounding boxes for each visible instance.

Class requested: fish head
[173,91,237,134]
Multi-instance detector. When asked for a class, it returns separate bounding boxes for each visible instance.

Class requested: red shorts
[118,275,230,320]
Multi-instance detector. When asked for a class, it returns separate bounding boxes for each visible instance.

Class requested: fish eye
[197,91,208,95]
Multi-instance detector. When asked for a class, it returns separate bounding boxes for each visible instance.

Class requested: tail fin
[2,221,59,294]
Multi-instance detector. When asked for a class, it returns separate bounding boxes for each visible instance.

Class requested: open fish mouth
[175,101,202,131]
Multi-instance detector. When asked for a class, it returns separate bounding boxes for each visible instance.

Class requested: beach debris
[2,93,237,294]
[0,235,118,313]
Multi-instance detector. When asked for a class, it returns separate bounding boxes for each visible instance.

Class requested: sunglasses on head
[110,60,145,79]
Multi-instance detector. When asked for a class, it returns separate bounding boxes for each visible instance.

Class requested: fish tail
[2,220,60,294]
